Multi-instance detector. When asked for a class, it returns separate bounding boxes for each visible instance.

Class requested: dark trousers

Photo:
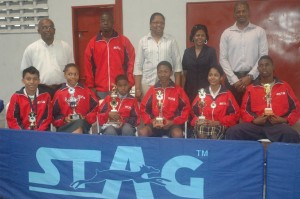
[226,122,300,143]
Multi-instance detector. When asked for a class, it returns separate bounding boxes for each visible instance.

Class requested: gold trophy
[198,88,206,122]
[156,90,164,124]
[67,87,80,120]
[264,83,273,115]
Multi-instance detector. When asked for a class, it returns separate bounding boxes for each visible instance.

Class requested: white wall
[0,0,213,103]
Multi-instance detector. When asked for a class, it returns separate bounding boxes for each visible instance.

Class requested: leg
[102,125,118,136]
[121,123,136,136]
[73,127,83,134]
[170,125,184,138]
[138,125,153,137]
[264,124,300,143]
[226,123,266,141]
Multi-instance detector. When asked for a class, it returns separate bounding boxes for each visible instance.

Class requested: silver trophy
[156,90,164,124]
[198,88,206,122]
[110,86,118,112]
[67,87,80,120]
[28,112,36,130]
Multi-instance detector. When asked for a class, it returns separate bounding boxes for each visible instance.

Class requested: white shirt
[219,22,268,85]
[133,33,182,86]
[21,39,74,85]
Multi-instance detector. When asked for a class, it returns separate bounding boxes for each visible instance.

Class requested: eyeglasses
[40,26,55,31]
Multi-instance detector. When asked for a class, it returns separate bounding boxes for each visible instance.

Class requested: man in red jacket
[84,12,135,99]
[226,55,300,143]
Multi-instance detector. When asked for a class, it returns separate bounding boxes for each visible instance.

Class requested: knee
[170,128,183,138]
[138,126,151,137]
[103,126,118,136]
[121,124,136,136]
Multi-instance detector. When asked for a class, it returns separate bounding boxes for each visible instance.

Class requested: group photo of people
[1,0,300,144]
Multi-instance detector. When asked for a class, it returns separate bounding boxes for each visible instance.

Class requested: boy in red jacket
[7,66,52,131]
[226,55,300,143]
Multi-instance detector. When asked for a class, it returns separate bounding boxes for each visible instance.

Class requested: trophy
[67,87,80,120]
[198,88,206,122]
[263,83,273,115]
[28,112,36,130]
[110,85,118,112]
[155,90,164,124]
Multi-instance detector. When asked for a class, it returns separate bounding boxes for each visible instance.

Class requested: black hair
[63,63,79,73]
[234,1,250,12]
[101,11,114,22]
[157,61,172,71]
[189,24,209,42]
[22,66,39,78]
[150,12,165,23]
[209,65,224,76]
[259,55,273,65]
[115,74,129,84]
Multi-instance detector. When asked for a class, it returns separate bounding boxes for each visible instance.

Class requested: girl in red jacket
[139,61,191,138]
[191,65,240,139]
[98,74,140,136]
[52,63,98,134]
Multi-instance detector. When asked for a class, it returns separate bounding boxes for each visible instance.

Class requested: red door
[72,0,123,84]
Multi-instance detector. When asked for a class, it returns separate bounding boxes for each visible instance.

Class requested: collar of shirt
[146,32,170,40]
[230,22,256,32]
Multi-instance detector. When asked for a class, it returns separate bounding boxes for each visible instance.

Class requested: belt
[234,71,250,79]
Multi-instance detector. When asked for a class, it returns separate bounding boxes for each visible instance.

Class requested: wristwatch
[247,74,254,80]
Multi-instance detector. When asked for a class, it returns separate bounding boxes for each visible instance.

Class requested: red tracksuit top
[190,85,240,127]
[84,30,135,92]
[141,80,191,125]
[52,83,98,128]
[6,87,52,131]
[242,78,300,125]
[98,94,140,127]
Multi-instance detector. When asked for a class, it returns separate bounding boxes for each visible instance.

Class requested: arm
[241,88,258,123]
[124,99,140,127]
[219,92,240,127]
[134,75,143,100]
[190,97,200,126]
[219,31,239,85]
[123,36,136,87]
[52,95,66,128]
[6,95,23,129]
[173,88,191,125]
[133,38,145,99]
[37,94,53,131]
[84,39,95,88]
[171,38,182,86]
[83,90,98,125]
[140,88,154,124]
[97,96,110,125]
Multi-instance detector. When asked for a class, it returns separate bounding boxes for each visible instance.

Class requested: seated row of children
[6,56,300,143]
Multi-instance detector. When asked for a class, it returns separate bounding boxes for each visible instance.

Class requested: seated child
[139,61,191,138]
[6,66,52,131]
[191,65,240,139]
[52,63,98,134]
[98,74,139,136]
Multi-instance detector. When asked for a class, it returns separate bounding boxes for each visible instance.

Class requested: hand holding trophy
[263,83,273,116]
[28,112,37,130]
[197,88,206,124]
[155,90,164,126]
[105,85,121,128]
[67,87,80,120]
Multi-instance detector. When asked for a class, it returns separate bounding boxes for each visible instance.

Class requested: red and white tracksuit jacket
[190,85,240,127]
[84,30,135,92]
[52,83,98,128]
[98,94,140,127]
[242,78,300,125]
[141,81,191,125]
[6,87,52,131]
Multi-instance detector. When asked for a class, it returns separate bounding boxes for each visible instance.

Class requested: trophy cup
[263,83,273,115]
[110,86,118,112]
[155,90,164,124]
[67,87,80,120]
[28,112,36,130]
[198,88,206,122]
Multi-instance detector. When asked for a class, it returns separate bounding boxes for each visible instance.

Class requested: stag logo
[70,165,171,189]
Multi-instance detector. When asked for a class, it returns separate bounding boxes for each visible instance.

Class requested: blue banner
[0,129,264,199]
[266,143,300,199]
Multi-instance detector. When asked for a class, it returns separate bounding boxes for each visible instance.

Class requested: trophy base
[198,116,206,120]
[70,114,80,120]
[155,117,164,124]
[110,109,118,113]
[264,108,274,116]
[102,122,120,130]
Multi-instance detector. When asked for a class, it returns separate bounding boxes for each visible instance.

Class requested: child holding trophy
[7,66,52,131]
[226,55,300,143]
[52,63,98,134]
[98,74,140,136]
[139,61,191,138]
[191,65,240,139]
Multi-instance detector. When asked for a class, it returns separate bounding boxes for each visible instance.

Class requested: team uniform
[6,87,52,131]
[226,78,300,143]
[84,30,135,93]
[191,85,240,139]
[140,80,191,136]
[98,94,140,136]
[52,83,98,133]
